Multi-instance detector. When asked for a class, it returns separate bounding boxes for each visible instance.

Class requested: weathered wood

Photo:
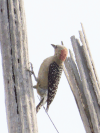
[0,0,38,133]
[63,58,91,133]
[79,30,100,105]
[72,37,99,133]
[81,23,100,90]
[63,25,100,133]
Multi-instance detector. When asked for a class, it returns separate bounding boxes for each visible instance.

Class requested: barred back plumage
[47,61,63,110]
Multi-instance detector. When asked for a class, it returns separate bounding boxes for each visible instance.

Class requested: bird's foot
[27,62,38,81]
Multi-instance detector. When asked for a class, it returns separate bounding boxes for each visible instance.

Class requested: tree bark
[0,0,38,133]
[63,24,100,133]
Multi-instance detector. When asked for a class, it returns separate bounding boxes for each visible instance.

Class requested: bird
[30,44,68,113]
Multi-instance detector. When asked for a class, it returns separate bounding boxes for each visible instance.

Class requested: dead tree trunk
[0,0,38,133]
[63,23,100,133]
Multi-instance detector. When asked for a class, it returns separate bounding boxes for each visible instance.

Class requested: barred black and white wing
[46,61,63,111]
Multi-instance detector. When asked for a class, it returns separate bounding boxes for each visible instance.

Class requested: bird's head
[51,44,68,62]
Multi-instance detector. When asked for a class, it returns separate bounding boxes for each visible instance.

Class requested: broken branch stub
[63,25,100,133]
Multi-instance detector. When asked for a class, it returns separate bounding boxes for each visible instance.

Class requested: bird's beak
[51,44,56,49]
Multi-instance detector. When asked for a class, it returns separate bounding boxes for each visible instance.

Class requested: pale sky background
[0,0,100,133]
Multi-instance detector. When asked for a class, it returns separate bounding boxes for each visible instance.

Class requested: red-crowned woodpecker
[32,44,68,113]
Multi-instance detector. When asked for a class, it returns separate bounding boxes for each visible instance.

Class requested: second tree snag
[63,24,100,133]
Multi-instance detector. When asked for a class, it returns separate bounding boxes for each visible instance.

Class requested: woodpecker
[31,44,68,113]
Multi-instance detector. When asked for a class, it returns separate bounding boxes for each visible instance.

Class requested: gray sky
[0,0,100,133]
